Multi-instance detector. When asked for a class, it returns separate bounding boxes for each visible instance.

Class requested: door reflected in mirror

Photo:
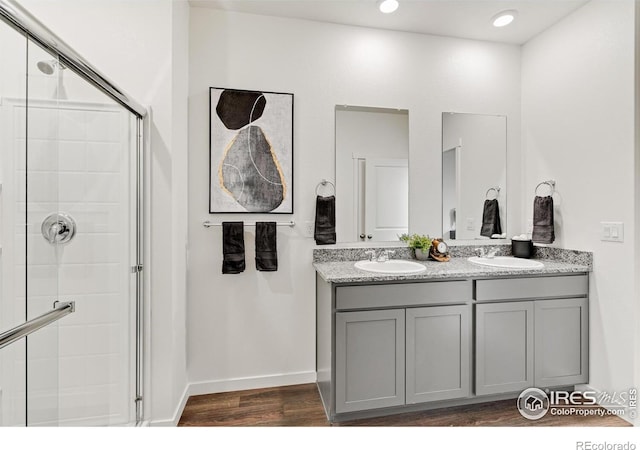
[335,105,409,243]
[442,112,507,240]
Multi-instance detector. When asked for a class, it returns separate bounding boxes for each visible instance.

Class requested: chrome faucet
[364,250,376,261]
[376,249,395,262]
[486,247,499,259]
[474,247,486,258]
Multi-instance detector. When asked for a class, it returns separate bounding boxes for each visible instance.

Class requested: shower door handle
[0,301,75,350]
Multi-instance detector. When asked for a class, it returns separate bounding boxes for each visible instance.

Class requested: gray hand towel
[222,221,245,274]
[255,222,277,272]
[314,195,336,245]
[532,196,555,244]
[480,199,502,238]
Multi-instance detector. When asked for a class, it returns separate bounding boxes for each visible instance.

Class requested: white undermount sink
[467,256,544,269]
[354,259,427,274]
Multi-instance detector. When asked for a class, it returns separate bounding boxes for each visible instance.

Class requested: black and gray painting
[220,125,285,212]
[217,90,286,212]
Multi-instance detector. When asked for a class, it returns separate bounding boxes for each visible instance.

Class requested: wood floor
[177,383,631,427]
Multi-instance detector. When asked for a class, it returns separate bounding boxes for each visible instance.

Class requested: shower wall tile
[58,110,87,141]
[61,234,121,264]
[24,327,57,361]
[23,139,57,171]
[57,263,122,296]
[85,354,120,386]
[86,323,121,355]
[86,111,121,143]
[58,356,87,389]
[21,172,59,202]
[57,388,88,423]
[87,142,121,173]
[57,141,87,172]
[27,107,59,140]
[27,358,60,392]
[25,391,58,426]
[61,294,124,326]
[23,265,57,295]
[58,173,87,202]
[58,325,88,357]
[84,173,121,203]
[13,105,26,138]
[58,203,122,233]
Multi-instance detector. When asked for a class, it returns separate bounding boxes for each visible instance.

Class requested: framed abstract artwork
[209,87,294,213]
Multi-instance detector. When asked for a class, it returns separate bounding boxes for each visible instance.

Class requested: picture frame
[209,87,294,214]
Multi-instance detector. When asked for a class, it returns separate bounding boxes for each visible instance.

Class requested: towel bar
[203,221,295,228]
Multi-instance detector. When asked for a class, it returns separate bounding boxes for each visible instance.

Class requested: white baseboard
[187,371,317,397]
[149,383,190,427]
[149,371,317,427]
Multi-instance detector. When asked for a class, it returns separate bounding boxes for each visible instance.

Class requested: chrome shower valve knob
[41,212,77,245]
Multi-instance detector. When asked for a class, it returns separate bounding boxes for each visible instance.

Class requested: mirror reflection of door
[362,158,408,241]
[335,105,409,242]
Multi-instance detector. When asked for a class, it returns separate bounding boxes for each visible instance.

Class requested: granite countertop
[313,257,591,284]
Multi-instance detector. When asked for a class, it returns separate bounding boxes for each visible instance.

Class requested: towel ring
[535,180,556,196]
[485,187,500,200]
[315,179,335,197]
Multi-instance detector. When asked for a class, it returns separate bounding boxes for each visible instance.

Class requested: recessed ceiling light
[492,10,517,27]
[378,0,399,14]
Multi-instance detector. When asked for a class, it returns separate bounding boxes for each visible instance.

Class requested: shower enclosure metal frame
[0,0,146,425]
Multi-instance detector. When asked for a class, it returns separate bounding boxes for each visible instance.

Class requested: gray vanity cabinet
[474,274,589,396]
[475,301,534,396]
[534,297,588,387]
[317,271,589,421]
[406,305,471,403]
[335,309,405,413]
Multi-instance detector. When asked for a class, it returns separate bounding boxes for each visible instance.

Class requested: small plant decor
[399,233,432,260]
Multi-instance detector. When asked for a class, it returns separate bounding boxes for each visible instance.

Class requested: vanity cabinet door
[406,305,471,404]
[335,309,405,413]
[475,302,534,395]
[535,298,588,387]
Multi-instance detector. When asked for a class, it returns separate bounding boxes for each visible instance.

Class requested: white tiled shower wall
[2,100,135,426]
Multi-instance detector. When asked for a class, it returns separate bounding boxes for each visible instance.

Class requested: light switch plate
[601,222,624,242]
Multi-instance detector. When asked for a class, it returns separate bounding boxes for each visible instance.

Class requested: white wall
[522,0,636,417]
[188,8,521,392]
[19,0,189,425]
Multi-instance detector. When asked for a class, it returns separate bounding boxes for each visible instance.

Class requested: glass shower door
[24,39,139,426]
[1,3,141,427]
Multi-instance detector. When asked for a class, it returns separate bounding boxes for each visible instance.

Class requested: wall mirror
[442,112,507,240]
[335,105,409,243]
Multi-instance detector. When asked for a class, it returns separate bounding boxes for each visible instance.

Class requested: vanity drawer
[335,281,472,310]
[475,274,588,301]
